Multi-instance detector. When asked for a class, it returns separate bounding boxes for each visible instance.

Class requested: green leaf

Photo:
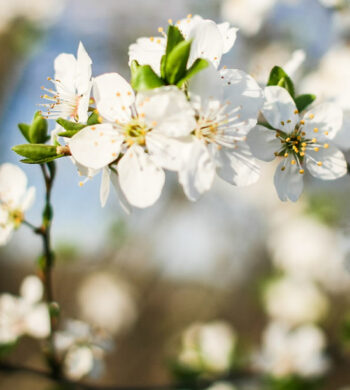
[57,130,81,138]
[166,25,185,56]
[56,118,86,131]
[295,94,316,112]
[20,155,64,164]
[87,111,100,125]
[18,123,31,142]
[29,114,48,144]
[165,40,192,85]
[267,66,295,98]
[160,54,167,80]
[176,58,209,87]
[131,61,165,91]
[12,144,58,161]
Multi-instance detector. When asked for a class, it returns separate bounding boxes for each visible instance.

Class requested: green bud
[18,123,31,142]
[165,40,192,85]
[56,118,86,131]
[131,61,165,91]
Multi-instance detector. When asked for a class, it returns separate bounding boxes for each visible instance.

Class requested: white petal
[24,303,51,339]
[146,133,192,171]
[262,86,299,132]
[110,169,131,214]
[177,15,204,39]
[283,50,306,79]
[93,73,134,122]
[274,157,304,202]
[188,63,223,114]
[217,22,238,54]
[77,84,92,123]
[188,20,224,68]
[54,53,77,95]
[21,186,36,212]
[117,145,165,208]
[100,167,111,208]
[0,208,13,246]
[69,124,123,170]
[20,276,43,303]
[0,163,27,207]
[128,37,166,76]
[247,125,280,161]
[302,103,343,140]
[76,42,92,95]
[216,142,261,186]
[178,139,216,201]
[136,86,195,137]
[221,68,264,133]
[306,143,347,180]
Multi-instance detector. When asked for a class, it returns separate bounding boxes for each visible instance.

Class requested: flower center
[123,119,149,147]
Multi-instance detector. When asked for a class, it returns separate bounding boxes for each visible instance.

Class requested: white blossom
[0,163,35,246]
[54,319,112,380]
[0,275,50,344]
[178,321,236,374]
[69,72,195,208]
[178,64,263,200]
[254,321,329,378]
[77,273,137,335]
[248,86,347,202]
[264,276,329,326]
[129,15,238,74]
[40,42,92,122]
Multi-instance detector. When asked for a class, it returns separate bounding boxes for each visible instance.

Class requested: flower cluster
[0,275,50,345]
[9,14,347,211]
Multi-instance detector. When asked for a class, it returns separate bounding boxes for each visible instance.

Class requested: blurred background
[2,0,350,389]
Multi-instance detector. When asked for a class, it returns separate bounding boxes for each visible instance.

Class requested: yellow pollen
[187,13,192,18]
[139,113,145,118]
[324,143,329,149]
[294,110,299,114]
[286,137,290,142]
[299,169,305,174]
[156,39,161,44]
[309,114,314,119]
[116,92,121,97]
[127,91,132,96]
[300,120,305,125]
[91,126,96,131]
[301,142,307,147]
[168,19,173,24]
[297,135,301,140]
[314,147,319,152]
[150,37,154,42]
[281,166,286,171]
[324,131,329,135]
[79,182,84,187]
[317,161,323,166]
[122,106,126,111]
[284,153,288,157]
[112,153,117,157]
[281,121,285,126]
[158,27,164,33]
[291,160,296,165]
[312,138,317,143]
[313,128,319,133]
[300,152,305,156]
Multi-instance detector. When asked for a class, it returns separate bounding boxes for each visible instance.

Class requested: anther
[313,128,319,133]
[299,169,305,174]
[317,161,323,166]
[324,144,329,149]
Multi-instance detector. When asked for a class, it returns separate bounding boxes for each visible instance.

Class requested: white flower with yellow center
[128,14,238,75]
[247,86,347,202]
[0,163,35,246]
[0,275,50,344]
[178,64,263,201]
[69,72,196,208]
[40,42,92,122]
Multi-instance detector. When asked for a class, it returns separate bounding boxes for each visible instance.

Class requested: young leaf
[295,94,316,112]
[267,66,295,98]
[20,155,64,164]
[166,25,185,56]
[12,144,58,161]
[18,123,31,142]
[56,118,86,131]
[87,111,100,125]
[176,58,209,87]
[57,130,81,138]
[131,61,165,91]
[29,114,48,144]
[165,40,192,85]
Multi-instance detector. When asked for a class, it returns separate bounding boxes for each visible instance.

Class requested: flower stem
[38,162,61,378]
